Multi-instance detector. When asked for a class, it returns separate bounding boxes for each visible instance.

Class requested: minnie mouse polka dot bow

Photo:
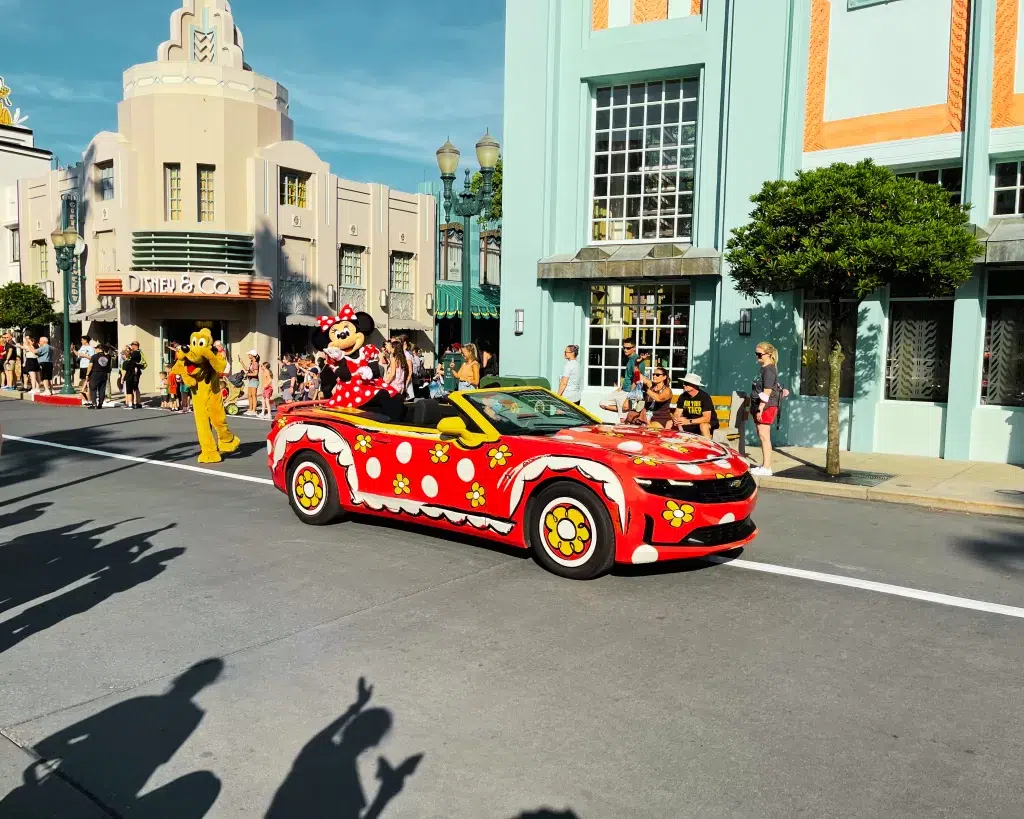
[317,305,356,331]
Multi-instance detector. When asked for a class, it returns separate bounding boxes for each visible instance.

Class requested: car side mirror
[437,416,486,447]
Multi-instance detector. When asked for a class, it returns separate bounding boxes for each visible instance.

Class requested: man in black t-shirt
[674,373,719,438]
[87,345,114,409]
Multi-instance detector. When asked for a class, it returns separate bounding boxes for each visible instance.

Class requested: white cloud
[6,73,120,105]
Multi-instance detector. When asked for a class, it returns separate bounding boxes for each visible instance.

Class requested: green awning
[435,282,500,319]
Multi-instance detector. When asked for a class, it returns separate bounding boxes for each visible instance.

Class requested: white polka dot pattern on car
[366,457,381,479]
[457,458,475,482]
[631,544,659,564]
[396,441,412,464]
[616,440,644,453]
[678,464,703,475]
[421,475,438,498]
[719,512,736,524]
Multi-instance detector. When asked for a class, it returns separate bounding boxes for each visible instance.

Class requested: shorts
[3,360,15,372]
[23,358,39,374]
[756,406,778,425]
[246,378,260,389]
[124,376,139,392]
[263,386,274,398]
[40,362,53,381]
[79,366,90,381]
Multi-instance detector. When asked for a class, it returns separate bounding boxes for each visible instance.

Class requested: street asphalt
[0,401,1021,818]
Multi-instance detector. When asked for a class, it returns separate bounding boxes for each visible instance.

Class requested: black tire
[526,481,616,580]
[287,451,341,526]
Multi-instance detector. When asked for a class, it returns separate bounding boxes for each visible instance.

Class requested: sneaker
[749,466,773,477]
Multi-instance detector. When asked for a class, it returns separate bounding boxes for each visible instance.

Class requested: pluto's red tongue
[185,364,199,376]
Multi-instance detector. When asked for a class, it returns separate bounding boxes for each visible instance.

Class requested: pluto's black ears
[355,312,375,337]
[311,330,330,350]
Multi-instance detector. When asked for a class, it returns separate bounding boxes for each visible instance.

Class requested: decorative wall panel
[885,301,954,402]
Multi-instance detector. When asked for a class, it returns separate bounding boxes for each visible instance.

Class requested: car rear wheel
[527,481,616,580]
[287,451,341,526]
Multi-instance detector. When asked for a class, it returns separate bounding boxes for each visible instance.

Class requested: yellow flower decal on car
[393,474,411,495]
[430,443,450,464]
[354,434,372,454]
[544,504,592,557]
[466,482,486,508]
[716,473,734,479]
[295,469,324,509]
[664,444,689,454]
[488,444,512,468]
[662,500,694,528]
[633,456,658,466]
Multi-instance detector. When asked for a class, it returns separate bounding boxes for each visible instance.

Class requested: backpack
[139,352,148,370]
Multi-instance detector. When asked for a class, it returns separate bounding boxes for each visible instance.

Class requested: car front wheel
[287,451,341,526]
[527,481,616,580]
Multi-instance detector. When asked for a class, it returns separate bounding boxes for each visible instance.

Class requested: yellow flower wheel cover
[662,500,694,528]
[295,468,324,509]
[544,504,592,557]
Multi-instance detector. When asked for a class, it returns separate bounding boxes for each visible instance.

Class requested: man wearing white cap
[673,373,718,438]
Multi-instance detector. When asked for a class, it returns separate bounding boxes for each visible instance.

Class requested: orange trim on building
[804,0,971,152]
[592,0,609,31]
[632,0,669,25]
[992,0,1023,128]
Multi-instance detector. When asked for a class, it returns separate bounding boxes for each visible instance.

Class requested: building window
[441,226,463,281]
[280,169,310,208]
[390,252,412,293]
[587,283,690,388]
[591,78,699,243]
[339,245,363,287]
[98,162,115,201]
[992,160,1024,216]
[885,297,954,402]
[32,240,48,282]
[480,232,501,286]
[9,227,18,263]
[165,164,182,221]
[198,165,215,222]
[801,295,857,398]
[896,166,962,206]
[982,273,1024,406]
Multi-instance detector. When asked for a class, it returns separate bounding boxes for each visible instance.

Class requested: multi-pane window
[896,166,962,206]
[98,162,115,201]
[339,245,363,287]
[441,226,463,281]
[801,294,857,398]
[982,273,1024,406]
[993,160,1024,216]
[198,165,215,222]
[390,252,412,293]
[885,296,954,402]
[480,232,501,286]
[33,241,48,282]
[165,164,182,221]
[592,78,699,243]
[9,227,18,263]
[587,283,690,388]
[280,169,310,208]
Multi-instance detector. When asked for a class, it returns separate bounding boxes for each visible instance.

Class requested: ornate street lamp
[50,225,81,396]
[436,130,500,346]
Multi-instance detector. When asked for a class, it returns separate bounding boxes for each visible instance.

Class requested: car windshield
[464,389,593,436]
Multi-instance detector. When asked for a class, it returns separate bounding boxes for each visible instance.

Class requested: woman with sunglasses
[751,342,782,476]
[629,365,674,429]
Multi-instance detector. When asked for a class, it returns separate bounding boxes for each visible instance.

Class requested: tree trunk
[826,297,844,477]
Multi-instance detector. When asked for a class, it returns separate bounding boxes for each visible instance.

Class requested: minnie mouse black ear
[354,312,376,337]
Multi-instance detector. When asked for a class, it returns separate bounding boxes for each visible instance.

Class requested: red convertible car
[267,388,757,579]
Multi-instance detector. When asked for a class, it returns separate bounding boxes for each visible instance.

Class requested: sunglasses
[653,371,667,377]
[755,351,766,358]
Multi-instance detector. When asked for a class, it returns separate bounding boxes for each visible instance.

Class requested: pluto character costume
[170,329,241,463]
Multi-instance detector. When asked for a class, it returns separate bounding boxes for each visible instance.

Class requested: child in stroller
[221,371,246,415]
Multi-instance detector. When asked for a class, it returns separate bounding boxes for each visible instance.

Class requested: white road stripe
[1,433,274,486]
[4,433,1022,619]
[705,556,1024,619]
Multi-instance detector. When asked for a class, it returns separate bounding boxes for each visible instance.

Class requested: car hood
[547,425,738,465]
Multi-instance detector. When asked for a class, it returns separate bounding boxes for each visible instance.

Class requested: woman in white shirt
[557,344,583,404]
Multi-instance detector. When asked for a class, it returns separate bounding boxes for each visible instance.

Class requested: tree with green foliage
[470,157,502,228]
[0,281,58,330]
[726,159,981,476]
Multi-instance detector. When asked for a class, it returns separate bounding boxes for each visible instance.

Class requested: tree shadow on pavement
[0,658,224,819]
[0,520,180,654]
[0,500,51,531]
[511,811,581,818]
[265,676,424,819]
[955,528,1024,574]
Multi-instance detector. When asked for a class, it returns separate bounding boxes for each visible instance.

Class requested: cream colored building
[18,0,436,393]
[1,119,53,288]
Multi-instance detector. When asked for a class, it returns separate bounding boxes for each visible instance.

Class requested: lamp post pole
[436,131,500,347]
[50,227,80,395]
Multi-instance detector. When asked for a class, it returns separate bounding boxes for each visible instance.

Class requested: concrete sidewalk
[753,446,1024,518]
[0,734,113,818]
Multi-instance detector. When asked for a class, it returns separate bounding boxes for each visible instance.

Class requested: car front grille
[639,472,756,504]
[682,516,756,547]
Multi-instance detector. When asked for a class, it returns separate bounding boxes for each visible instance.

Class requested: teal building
[499,0,1024,465]
[419,181,502,357]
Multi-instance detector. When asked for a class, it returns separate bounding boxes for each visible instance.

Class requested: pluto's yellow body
[170,329,240,464]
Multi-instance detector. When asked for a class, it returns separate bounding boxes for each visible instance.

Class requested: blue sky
[1,0,505,191]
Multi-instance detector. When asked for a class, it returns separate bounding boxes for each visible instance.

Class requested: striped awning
[435,282,500,319]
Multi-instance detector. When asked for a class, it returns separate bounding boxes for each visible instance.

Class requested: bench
[671,391,749,457]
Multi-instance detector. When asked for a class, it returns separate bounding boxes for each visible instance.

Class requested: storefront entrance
[160,320,228,366]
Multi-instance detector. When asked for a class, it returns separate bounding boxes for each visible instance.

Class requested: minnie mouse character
[313,306,404,421]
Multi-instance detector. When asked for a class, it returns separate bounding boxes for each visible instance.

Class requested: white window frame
[389,252,413,293]
[280,169,310,209]
[198,164,216,223]
[991,159,1024,218]
[589,77,700,247]
[339,245,364,288]
[895,166,963,206]
[98,162,115,201]
[165,164,182,222]
[9,227,18,263]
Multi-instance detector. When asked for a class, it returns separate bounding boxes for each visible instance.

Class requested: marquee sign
[97,273,272,300]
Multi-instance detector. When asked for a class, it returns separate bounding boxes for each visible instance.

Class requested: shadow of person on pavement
[0,658,224,819]
[0,500,52,531]
[512,811,581,819]
[265,676,423,819]
[956,527,1024,574]
[0,524,180,654]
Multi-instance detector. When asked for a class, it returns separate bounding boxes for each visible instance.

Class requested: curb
[757,475,1024,519]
